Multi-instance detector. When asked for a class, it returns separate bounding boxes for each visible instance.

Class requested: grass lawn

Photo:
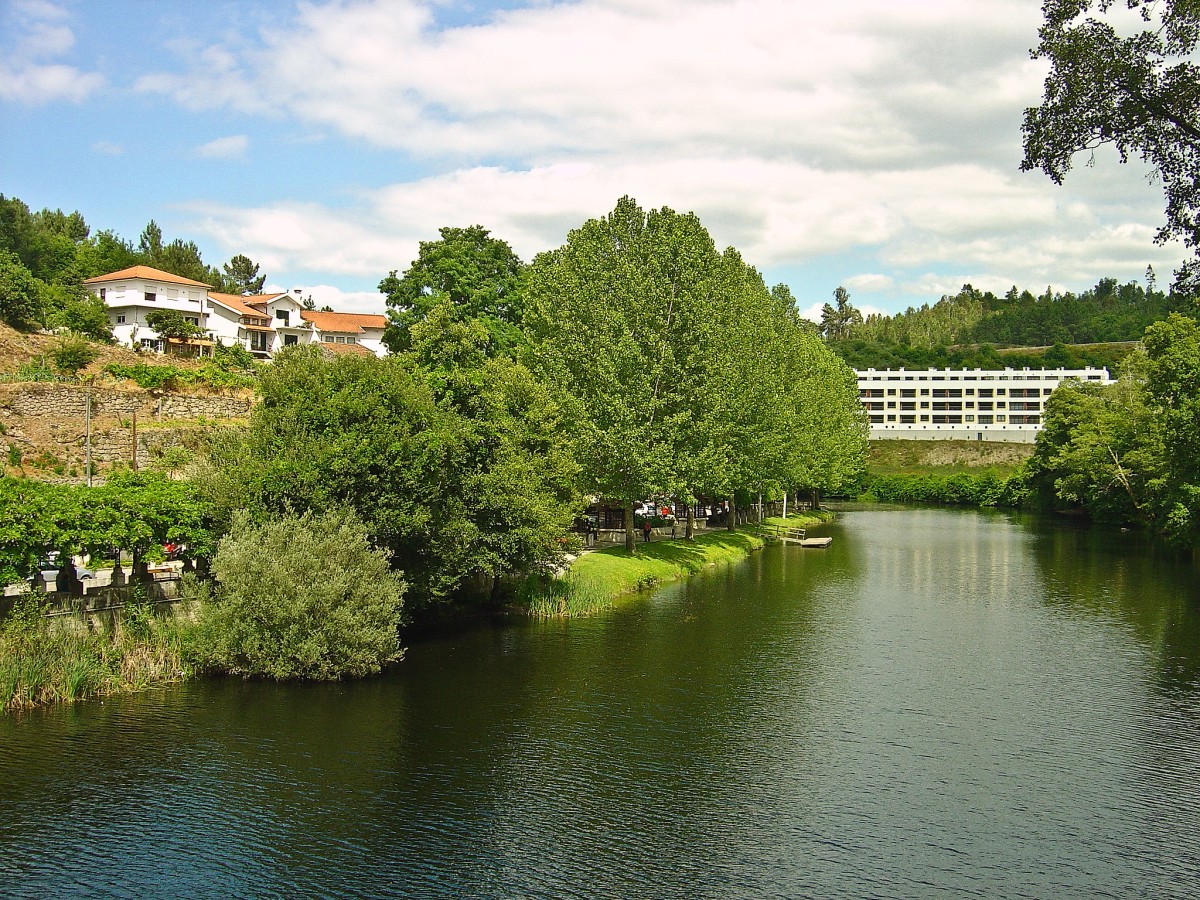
[527,529,767,617]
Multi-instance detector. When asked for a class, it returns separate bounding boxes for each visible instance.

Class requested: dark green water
[3,509,1200,898]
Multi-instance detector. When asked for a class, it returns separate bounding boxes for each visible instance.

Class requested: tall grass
[0,595,197,713]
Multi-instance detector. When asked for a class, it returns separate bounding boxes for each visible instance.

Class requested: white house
[299,309,389,357]
[855,366,1114,443]
[86,265,390,360]
[83,265,212,351]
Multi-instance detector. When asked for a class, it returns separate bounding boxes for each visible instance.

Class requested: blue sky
[0,0,1185,316]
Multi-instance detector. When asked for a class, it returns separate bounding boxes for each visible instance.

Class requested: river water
[2,508,1199,899]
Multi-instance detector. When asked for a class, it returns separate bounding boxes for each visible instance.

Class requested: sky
[0,0,1185,318]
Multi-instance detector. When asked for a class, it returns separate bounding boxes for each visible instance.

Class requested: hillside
[868,440,1033,476]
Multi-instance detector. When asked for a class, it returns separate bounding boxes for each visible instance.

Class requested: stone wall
[0,383,254,476]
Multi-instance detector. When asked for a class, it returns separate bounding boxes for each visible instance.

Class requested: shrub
[196,508,406,679]
[52,333,99,374]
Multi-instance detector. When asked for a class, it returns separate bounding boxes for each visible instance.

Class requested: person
[642,519,652,542]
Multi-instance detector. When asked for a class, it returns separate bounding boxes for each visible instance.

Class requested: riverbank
[528,512,833,617]
[0,595,196,712]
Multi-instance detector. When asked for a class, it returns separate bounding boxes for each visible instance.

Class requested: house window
[284,334,298,346]
[323,336,334,343]
[145,292,156,302]
[186,317,198,326]
[276,310,289,325]
[100,288,106,300]
[116,314,126,324]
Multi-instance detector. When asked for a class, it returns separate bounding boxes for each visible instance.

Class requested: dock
[758,523,833,548]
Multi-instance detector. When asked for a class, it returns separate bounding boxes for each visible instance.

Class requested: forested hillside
[826,279,1193,371]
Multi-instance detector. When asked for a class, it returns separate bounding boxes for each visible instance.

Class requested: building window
[186,317,198,326]
[276,310,290,325]
[100,288,107,300]
[284,334,298,346]
[900,414,916,423]
[144,292,156,302]
[323,336,334,343]
[116,314,126,324]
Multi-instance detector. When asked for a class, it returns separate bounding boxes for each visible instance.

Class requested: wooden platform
[759,523,833,548]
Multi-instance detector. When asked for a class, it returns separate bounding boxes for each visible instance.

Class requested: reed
[0,596,196,713]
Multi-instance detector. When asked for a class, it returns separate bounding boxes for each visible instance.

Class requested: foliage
[525,197,867,549]
[200,345,578,605]
[50,293,112,340]
[820,286,863,340]
[221,254,266,295]
[831,278,1188,371]
[381,225,525,355]
[0,473,217,586]
[0,248,42,329]
[1026,313,1200,543]
[145,309,203,341]
[1022,0,1200,292]
[860,471,1028,508]
[103,361,257,392]
[194,508,406,680]
[51,333,99,375]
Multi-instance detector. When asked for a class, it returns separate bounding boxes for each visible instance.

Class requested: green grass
[761,510,836,529]
[525,529,767,617]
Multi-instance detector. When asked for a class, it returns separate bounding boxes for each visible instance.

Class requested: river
[2,508,1199,898]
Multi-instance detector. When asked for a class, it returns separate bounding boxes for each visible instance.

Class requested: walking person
[642,519,652,543]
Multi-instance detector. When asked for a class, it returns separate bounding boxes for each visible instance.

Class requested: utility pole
[131,410,138,472]
[84,388,92,487]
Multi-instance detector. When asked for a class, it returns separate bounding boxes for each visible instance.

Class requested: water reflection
[2,509,1199,898]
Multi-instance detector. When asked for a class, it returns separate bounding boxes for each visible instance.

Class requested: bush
[52,333,99,374]
[196,508,406,679]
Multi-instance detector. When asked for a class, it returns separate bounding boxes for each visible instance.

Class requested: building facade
[85,266,390,359]
[856,366,1113,443]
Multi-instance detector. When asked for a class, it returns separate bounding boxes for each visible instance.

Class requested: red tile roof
[319,341,376,357]
[300,309,387,334]
[208,292,270,319]
[83,265,214,288]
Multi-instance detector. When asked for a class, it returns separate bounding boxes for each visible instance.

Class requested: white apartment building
[85,265,390,359]
[856,366,1113,443]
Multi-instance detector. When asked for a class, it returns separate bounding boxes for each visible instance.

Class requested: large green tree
[201,344,577,606]
[380,225,525,355]
[1022,0,1200,291]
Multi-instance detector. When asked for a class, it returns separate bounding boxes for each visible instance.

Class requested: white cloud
[137,0,1181,310]
[0,1,103,104]
[195,135,249,159]
[92,140,123,155]
[843,274,895,294]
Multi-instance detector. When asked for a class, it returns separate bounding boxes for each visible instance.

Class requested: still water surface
[3,509,1200,898]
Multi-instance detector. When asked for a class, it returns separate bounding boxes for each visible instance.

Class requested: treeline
[2,197,869,693]
[826,279,1193,371]
[0,193,266,337]
[1024,314,1200,545]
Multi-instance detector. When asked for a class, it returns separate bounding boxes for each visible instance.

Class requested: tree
[820,286,863,340]
[196,508,406,680]
[1022,0,1200,291]
[380,225,525,355]
[0,250,41,329]
[222,254,266,295]
[145,309,202,341]
[525,198,725,550]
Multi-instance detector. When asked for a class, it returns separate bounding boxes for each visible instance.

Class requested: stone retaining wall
[0,383,254,475]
